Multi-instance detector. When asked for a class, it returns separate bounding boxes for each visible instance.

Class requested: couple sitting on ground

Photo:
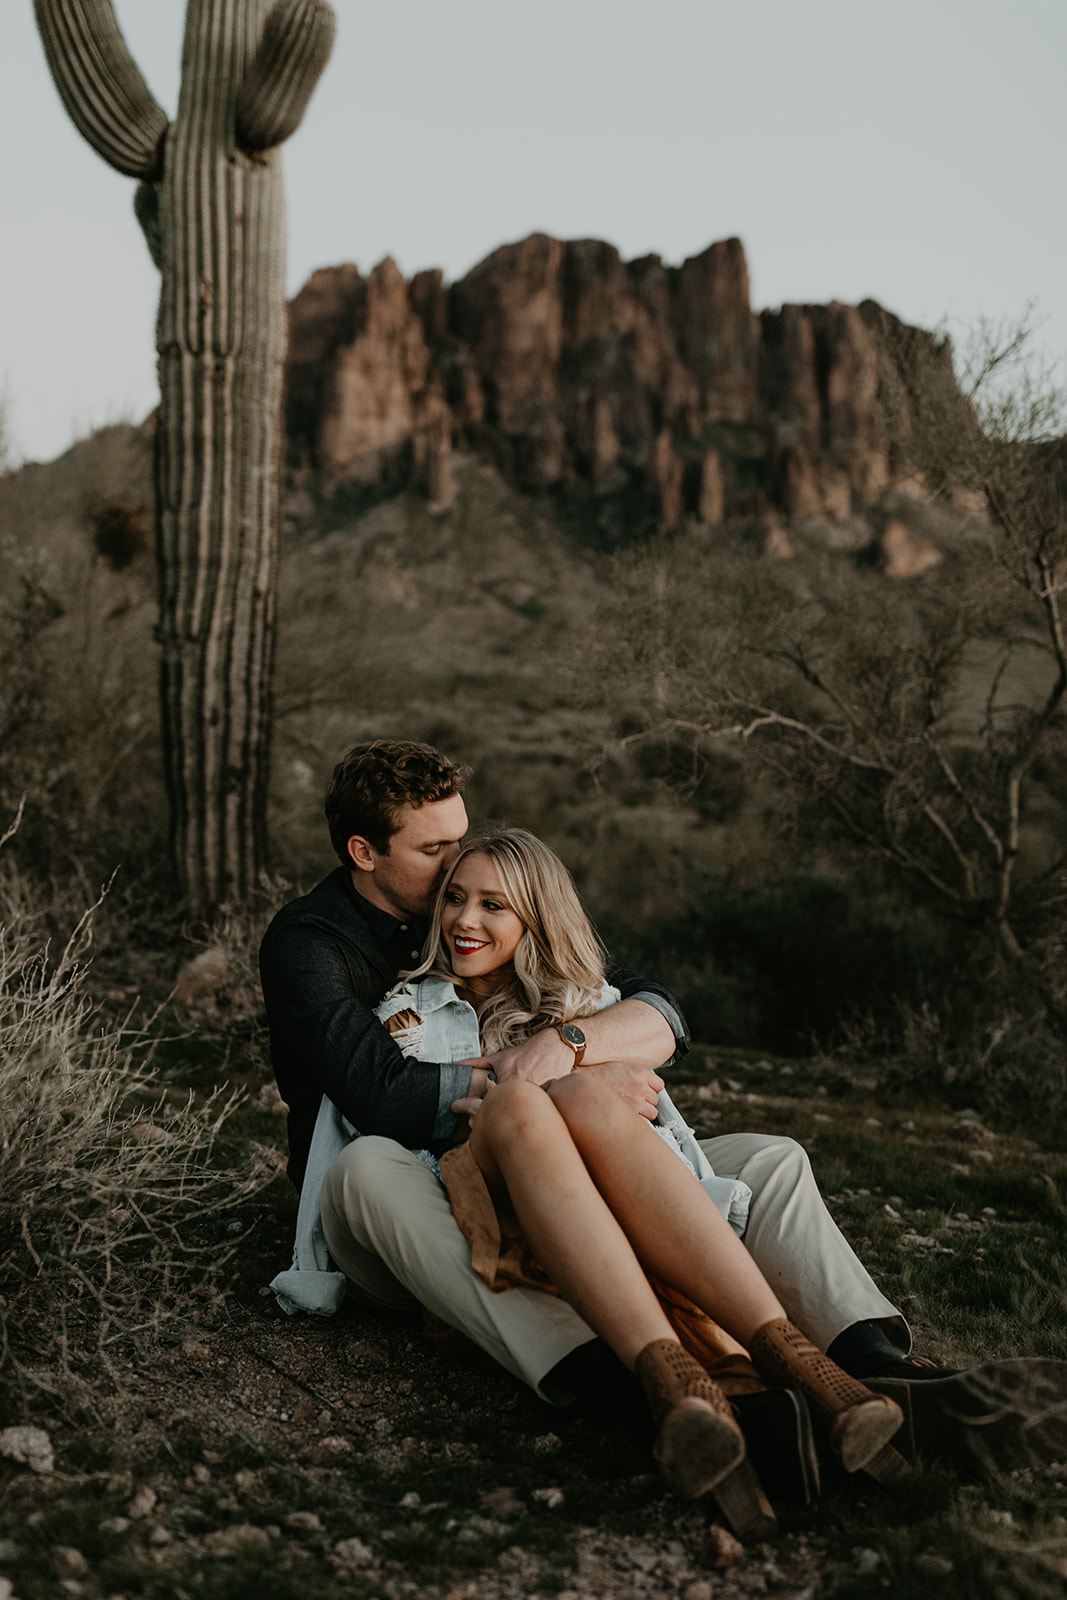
[261,740,1067,1538]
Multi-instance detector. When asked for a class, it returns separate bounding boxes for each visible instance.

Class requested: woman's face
[441,852,526,994]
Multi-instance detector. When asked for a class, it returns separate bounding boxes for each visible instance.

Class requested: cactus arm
[133,182,164,270]
[33,0,169,180]
[235,0,336,152]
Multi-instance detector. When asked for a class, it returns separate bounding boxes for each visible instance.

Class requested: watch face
[561,1024,586,1047]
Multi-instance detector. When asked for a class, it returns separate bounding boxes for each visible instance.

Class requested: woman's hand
[451,1065,492,1133]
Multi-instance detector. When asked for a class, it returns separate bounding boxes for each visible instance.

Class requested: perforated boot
[748,1318,905,1476]
[634,1339,777,1537]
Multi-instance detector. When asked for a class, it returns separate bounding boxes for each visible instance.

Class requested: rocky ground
[8,1048,1067,1599]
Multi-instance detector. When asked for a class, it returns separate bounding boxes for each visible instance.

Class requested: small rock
[55,1548,89,1578]
[126,1121,176,1145]
[684,1583,715,1600]
[333,1536,375,1568]
[532,1433,562,1455]
[316,1436,353,1458]
[204,1524,270,1557]
[0,1426,54,1474]
[291,1399,317,1425]
[854,1548,882,1573]
[234,1469,257,1494]
[399,1492,421,1509]
[703,1525,744,1568]
[101,1518,130,1535]
[172,947,230,1007]
[917,1552,954,1575]
[285,1511,323,1534]
[127,1488,157,1520]
[480,1486,523,1520]
[148,1526,172,1547]
[531,1487,564,1508]
[0,1580,13,1600]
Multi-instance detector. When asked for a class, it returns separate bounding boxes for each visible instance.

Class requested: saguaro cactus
[34,0,335,910]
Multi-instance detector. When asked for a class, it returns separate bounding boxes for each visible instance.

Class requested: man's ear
[346,835,377,874]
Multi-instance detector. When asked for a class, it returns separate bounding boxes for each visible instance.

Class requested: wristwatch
[555,1022,587,1068]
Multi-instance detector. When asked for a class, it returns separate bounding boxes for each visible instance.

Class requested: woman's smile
[441,853,525,995]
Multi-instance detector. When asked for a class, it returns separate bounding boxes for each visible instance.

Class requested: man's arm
[478,965,688,1116]
[260,919,471,1178]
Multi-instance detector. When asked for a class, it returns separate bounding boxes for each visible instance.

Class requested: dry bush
[0,814,270,1408]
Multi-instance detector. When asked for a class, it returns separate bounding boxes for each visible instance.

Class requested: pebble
[333,1535,375,1568]
[55,1548,89,1578]
[917,1552,954,1575]
[480,1486,523,1520]
[284,1512,323,1534]
[203,1524,271,1557]
[0,1426,54,1474]
[531,1487,564,1509]
[127,1488,157,1520]
[684,1583,714,1600]
[854,1548,882,1573]
[703,1526,744,1568]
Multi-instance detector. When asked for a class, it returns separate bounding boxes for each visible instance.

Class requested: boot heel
[637,1338,776,1538]
[860,1441,912,1482]
[832,1396,907,1473]
[711,1456,779,1541]
[654,1395,745,1499]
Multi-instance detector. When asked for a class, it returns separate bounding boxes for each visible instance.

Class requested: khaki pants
[320,1131,907,1402]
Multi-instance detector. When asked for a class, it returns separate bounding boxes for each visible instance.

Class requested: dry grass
[0,815,269,1407]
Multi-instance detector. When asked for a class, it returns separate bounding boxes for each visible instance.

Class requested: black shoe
[730,1389,821,1508]
[866,1358,1067,1477]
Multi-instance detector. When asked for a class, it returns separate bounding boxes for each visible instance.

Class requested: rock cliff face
[285,233,940,538]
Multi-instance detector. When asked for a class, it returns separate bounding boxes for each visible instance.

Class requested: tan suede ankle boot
[634,1339,776,1538]
[748,1318,904,1475]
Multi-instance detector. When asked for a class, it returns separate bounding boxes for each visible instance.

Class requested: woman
[372,829,904,1534]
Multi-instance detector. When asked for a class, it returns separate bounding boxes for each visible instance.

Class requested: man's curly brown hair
[324,740,469,864]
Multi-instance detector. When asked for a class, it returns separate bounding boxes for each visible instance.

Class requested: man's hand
[580,1059,663,1120]
[471,1030,573,1089]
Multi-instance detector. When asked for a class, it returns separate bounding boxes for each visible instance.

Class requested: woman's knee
[478,1078,567,1156]
[548,1071,618,1125]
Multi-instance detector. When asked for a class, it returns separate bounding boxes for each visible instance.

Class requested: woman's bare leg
[468,1079,777,1525]
[469,1080,679,1368]
[546,1073,784,1346]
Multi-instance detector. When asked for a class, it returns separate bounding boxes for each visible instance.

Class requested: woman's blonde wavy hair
[406,828,607,1051]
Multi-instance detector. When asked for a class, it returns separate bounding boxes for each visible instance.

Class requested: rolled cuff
[433,1060,474,1143]
[631,990,688,1061]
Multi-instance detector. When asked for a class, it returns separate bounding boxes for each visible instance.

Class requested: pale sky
[3,0,1064,465]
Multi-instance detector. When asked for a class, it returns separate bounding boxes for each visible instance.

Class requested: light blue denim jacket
[271,976,751,1316]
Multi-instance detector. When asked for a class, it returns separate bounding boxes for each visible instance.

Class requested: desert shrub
[606,866,954,1055]
[0,822,269,1406]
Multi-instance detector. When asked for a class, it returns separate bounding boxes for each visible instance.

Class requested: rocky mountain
[284,232,948,544]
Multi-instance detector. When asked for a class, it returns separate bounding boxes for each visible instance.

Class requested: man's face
[348,794,469,920]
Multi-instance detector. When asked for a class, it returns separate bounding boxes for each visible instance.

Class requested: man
[260,739,1065,1482]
